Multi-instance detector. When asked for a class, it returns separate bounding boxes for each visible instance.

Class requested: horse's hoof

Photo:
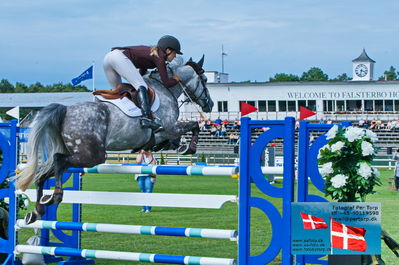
[25,211,38,224]
[40,193,63,205]
[180,146,196,155]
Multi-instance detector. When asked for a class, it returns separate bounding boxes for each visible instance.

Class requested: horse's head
[174,56,214,113]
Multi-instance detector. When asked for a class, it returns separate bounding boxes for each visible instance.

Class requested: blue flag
[71,66,93,86]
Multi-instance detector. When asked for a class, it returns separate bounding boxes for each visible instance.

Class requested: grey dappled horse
[16,56,213,224]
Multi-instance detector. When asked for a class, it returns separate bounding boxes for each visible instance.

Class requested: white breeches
[103,49,148,90]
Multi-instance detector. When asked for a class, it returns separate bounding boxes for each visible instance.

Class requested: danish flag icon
[331,219,367,252]
[300,212,328,229]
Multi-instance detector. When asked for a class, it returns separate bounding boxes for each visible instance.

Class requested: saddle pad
[95,94,160,117]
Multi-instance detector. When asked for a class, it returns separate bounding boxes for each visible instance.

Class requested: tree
[331,73,352,81]
[269,73,300,82]
[0,79,15,93]
[300,67,328,81]
[379,66,398,81]
[0,79,90,93]
[26,82,45,93]
[15,82,28,93]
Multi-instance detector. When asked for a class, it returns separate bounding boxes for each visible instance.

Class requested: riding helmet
[157,35,183,55]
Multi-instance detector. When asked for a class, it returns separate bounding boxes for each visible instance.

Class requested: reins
[178,80,206,121]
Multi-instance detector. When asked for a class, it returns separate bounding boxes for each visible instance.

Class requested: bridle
[182,62,211,108]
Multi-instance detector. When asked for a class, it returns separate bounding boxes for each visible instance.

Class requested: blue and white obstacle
[15,245,236,265]
[68,163,283,176]
[3,117,335,265]
[16,220,238,240]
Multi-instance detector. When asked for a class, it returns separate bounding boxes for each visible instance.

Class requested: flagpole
[92,61,95,92]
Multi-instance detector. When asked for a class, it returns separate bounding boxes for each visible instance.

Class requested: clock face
[355,64,368,77]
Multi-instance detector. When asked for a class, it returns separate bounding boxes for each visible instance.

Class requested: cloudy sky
[1,0,399,89]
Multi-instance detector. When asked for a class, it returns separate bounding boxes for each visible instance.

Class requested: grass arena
[1,118,399,264]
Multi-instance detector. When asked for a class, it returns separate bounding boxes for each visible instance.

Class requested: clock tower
[352,49,375,81]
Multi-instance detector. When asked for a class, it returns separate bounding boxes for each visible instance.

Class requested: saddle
[93,83,156,107]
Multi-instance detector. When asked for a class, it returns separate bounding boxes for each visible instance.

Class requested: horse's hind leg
[40,153,69,206]
[40,149,106,206]
[25,176,48,224]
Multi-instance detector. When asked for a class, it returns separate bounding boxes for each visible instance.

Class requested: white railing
[179,111,399,122]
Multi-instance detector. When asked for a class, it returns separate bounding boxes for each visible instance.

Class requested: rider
[103,35,182,132]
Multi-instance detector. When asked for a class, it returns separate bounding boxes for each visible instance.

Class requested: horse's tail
[15,103,68,191]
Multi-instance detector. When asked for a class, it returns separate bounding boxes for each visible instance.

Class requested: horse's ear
[188,57,193,62]
[197,55,205,68]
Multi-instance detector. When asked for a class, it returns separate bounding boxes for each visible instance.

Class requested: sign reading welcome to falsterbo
[291,202,381,255]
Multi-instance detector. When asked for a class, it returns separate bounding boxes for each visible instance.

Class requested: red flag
[240,102,258,116]
[300,212,328,229]
[299,106,316,120]
[331,220,367,252]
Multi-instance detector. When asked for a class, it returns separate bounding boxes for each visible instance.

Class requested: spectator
[205,120,211,130]
[228,133,235,144]
[220,124,227,137]
[358,119,365,127]
[363,119,370,129]
[369,120,376,129]
[234,134,240,144]
[393,148,399,192]
[210,125,217,136]
[395,120,399,131]
[199,120,206,131]
[233,119,240,130]
[135,150,157,213]
[215,117,222,125]
[222,119,230,128]
[215,125,222,137]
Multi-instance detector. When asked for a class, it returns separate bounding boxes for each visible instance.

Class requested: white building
[204,71,229,83]
[2,50,398,122]
[180,49,399,121]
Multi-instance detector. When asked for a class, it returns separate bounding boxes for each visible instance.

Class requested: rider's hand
[173,74,181,82]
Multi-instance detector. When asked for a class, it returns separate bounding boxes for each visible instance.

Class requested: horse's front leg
[170,121,200,155]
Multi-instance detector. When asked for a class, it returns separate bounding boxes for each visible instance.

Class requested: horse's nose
[202,100,213,113]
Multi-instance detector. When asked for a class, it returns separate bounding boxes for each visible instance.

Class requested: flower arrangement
[318,125,381,202]
[0,179,29,211]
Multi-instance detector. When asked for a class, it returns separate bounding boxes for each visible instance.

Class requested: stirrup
[140,117,164,132]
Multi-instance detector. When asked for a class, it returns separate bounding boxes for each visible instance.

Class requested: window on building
[346,100,361,111]
[323,100,334,112]
[268,101,276,112]
[375,100,383,111]
[384,100,393,111]
[308,100,316,111]
[364,100,373,111]
[395,100,399,112]
[278,101,287,112]
[298,100,307,109]
[247,101,256,107]
[337,101,345,111]
[258,100,266,112]
[217,101,228,112]
[239,100,256,112]
[288,101,296,111]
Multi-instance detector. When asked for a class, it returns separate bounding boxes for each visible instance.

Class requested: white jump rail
[18,190,237,209]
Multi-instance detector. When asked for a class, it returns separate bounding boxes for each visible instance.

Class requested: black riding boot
[137,86,163,132]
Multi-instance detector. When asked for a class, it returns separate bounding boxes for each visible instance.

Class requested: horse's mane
[185,61,204,75]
